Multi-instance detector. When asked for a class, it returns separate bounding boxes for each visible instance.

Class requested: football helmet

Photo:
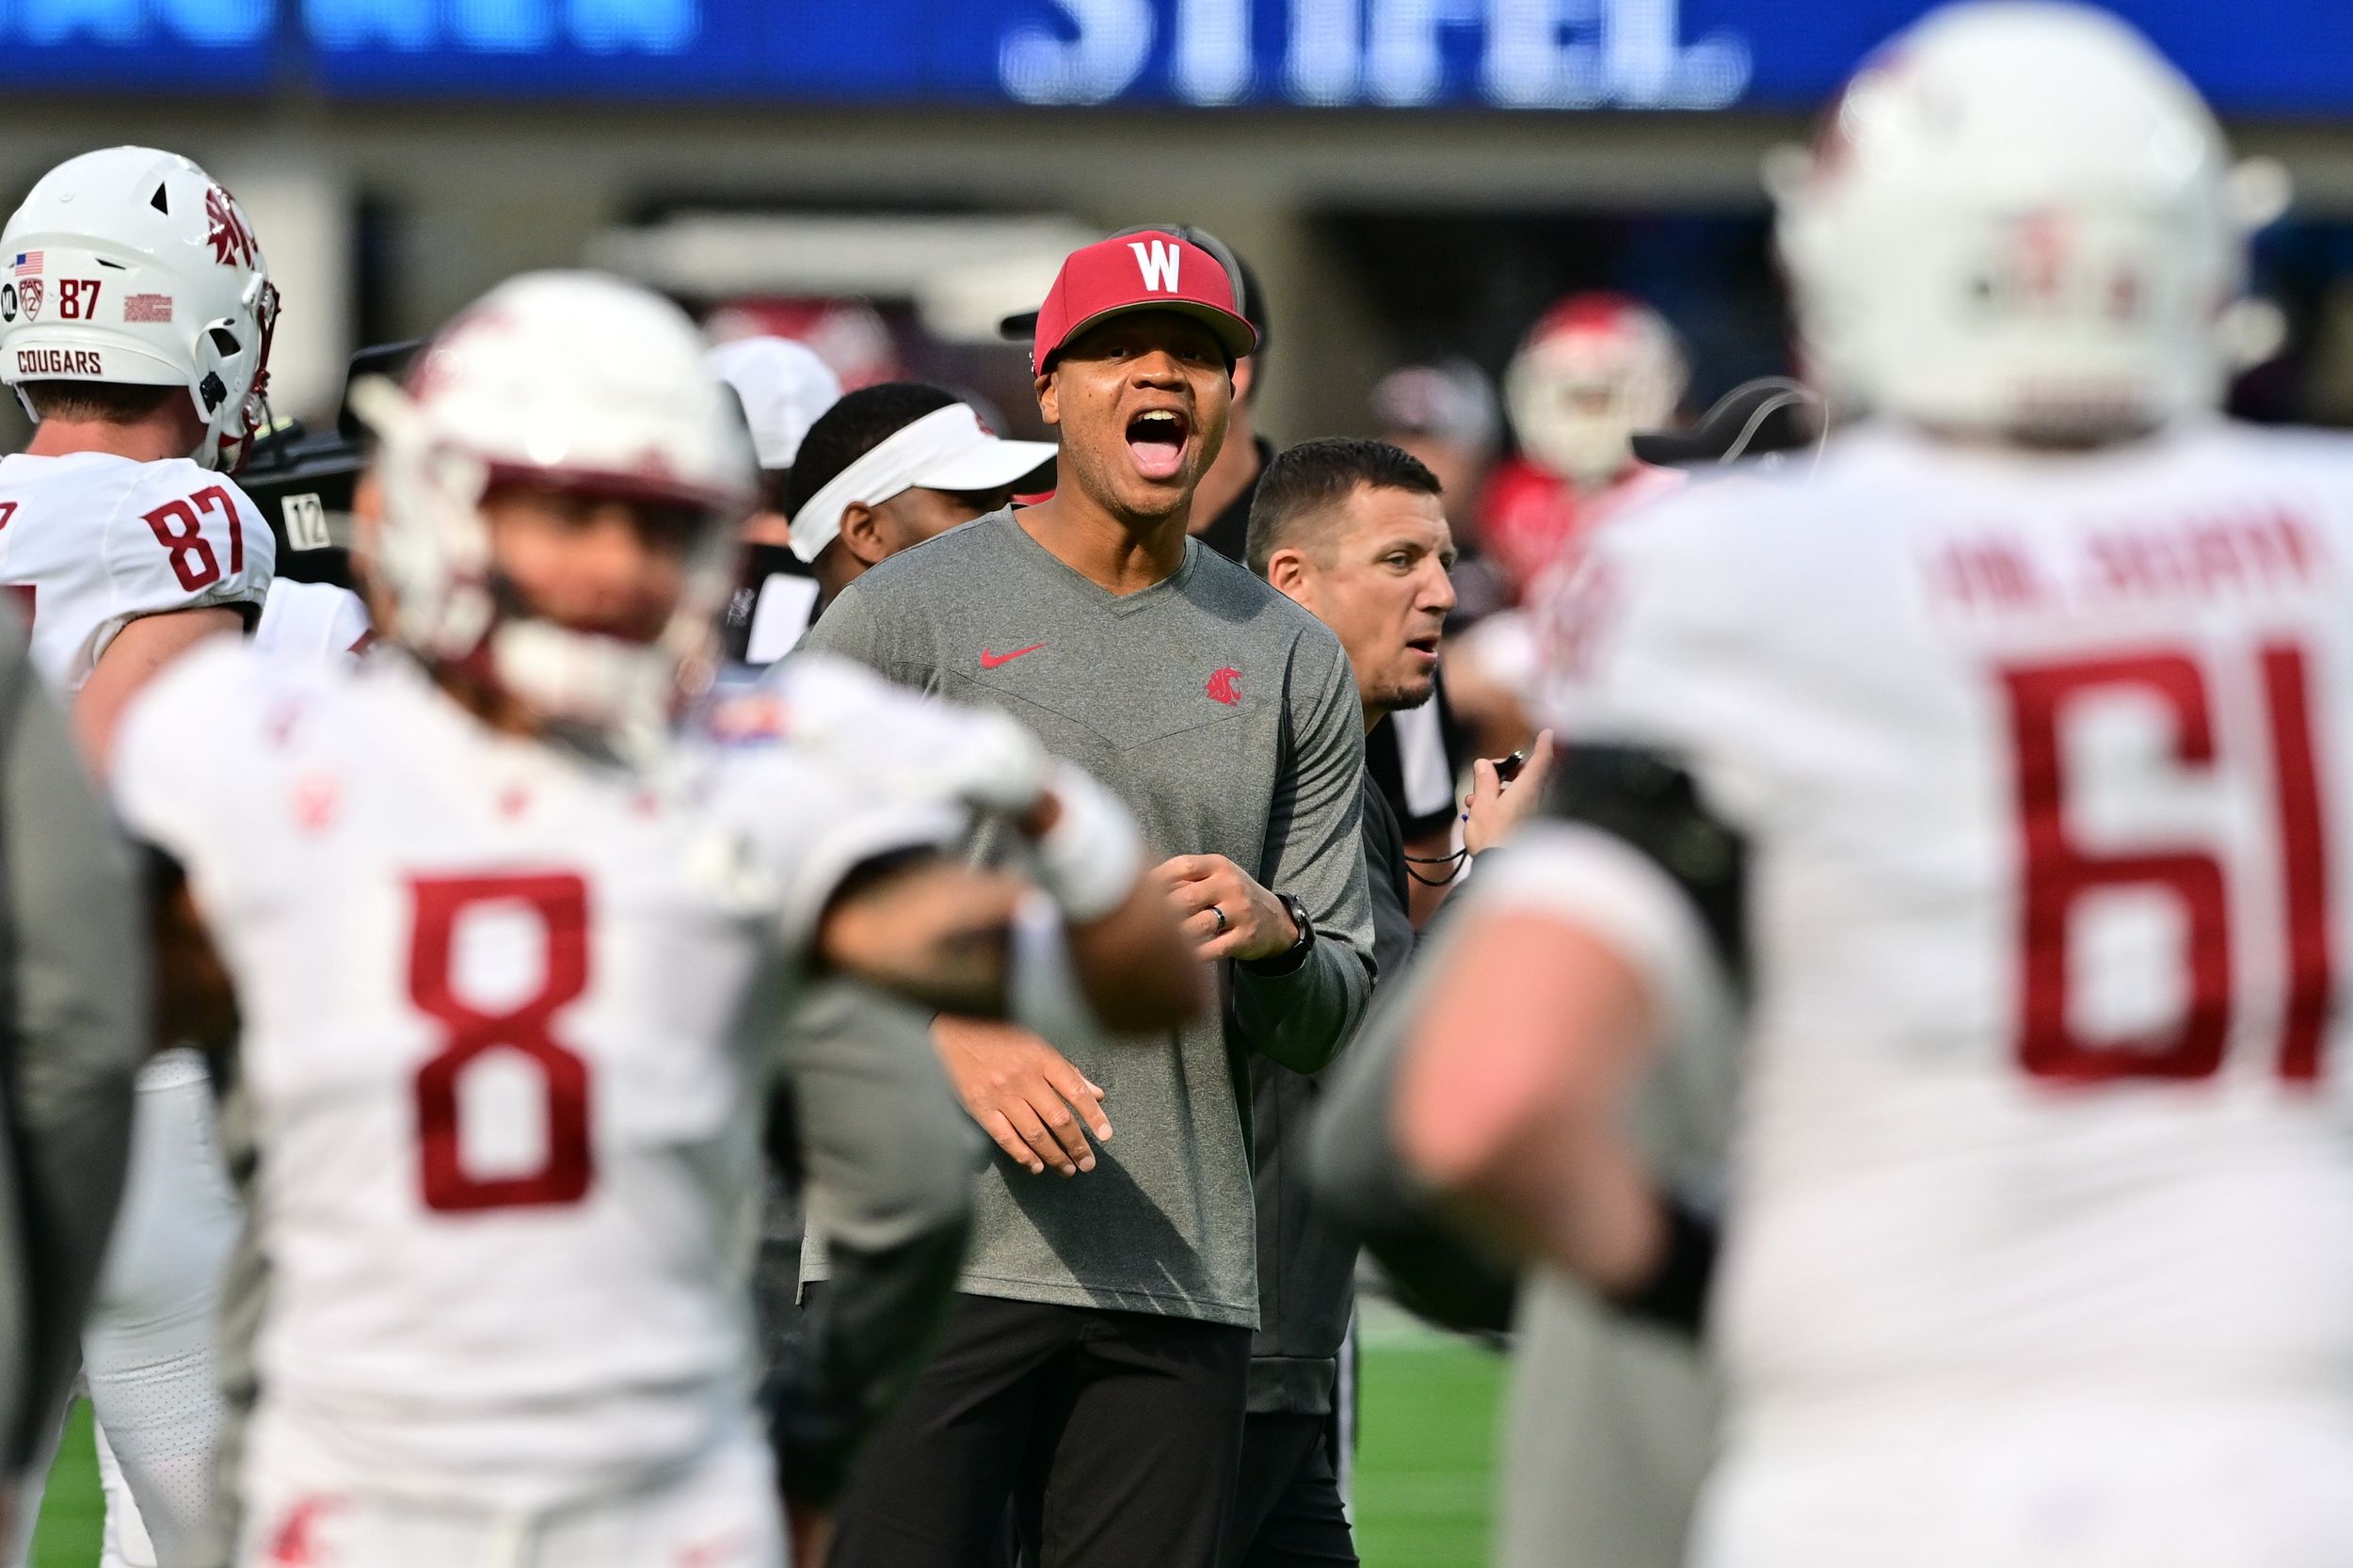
[352,270,757,753]
[0,146,280,471]
[1503,294,1687,488]
[1771,1,2285,439]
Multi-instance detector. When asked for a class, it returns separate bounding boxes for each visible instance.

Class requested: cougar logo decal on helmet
[204,185,260,270]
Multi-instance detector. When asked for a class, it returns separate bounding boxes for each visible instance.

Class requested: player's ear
[1036,367,1061,429]
[1231,356,1256,404]
[839,502,888,568]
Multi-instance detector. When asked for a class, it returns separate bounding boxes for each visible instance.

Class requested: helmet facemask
[199,274,280,472]
[356,375,748,763]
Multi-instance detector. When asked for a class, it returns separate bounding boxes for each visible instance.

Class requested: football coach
[802,232,1376,1568]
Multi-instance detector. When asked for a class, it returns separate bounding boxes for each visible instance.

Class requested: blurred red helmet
[1503,293,1688,487]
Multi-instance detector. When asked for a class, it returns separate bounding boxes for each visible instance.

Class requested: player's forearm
[1064,879,1208,1034]
[73,605,242,770]
[1305,981,1519,1335]
[1009,759,1203,1035]
[820,858,1023,1016]
[1395,911,1666,1286]
[1444,1111,1668,1292]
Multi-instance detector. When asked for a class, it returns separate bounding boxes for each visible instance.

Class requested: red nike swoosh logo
[980,643,1046,669]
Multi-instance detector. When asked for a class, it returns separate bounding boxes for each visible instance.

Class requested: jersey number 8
[408,872,594,1212]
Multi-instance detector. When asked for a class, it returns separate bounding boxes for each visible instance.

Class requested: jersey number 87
[141,485,245,594]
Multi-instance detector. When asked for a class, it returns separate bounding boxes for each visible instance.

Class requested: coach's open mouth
[1125,408,1189,482]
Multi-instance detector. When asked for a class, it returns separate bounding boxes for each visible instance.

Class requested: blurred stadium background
[15,0,2353,1560]
[5,0,2352,446]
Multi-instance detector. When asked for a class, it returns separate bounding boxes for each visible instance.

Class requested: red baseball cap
[1031,231,1259,370]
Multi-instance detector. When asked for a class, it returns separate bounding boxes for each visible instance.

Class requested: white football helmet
[353,271,758,754]
[0,147,280,471]
[1772,1,2284,439]
[1503,294,1688,488]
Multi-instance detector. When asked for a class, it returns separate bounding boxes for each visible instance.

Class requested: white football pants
[8,1055,235,1568]
[236,1410,786,1568]
[1693,1401,2353,1568]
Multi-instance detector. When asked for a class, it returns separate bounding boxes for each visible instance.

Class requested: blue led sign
[0,0,2345,114]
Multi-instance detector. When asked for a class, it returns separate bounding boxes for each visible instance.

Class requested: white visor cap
[791,401,1055,563]
[707,336,844,472]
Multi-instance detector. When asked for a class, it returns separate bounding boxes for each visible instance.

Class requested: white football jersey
[0,452,273,692]
[1538,419,2353,1432]
[110,643,965,1508]
[251,578,373,665]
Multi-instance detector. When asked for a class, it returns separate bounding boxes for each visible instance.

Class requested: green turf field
[31,1328,1502,1565]
[30,1400,101,1567]
[1352,1326,1505,1567]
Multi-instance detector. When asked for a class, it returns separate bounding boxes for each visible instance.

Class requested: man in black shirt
[1240,438,1552,1567]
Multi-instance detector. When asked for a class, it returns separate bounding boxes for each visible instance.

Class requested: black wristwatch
[1241,892,1316,977]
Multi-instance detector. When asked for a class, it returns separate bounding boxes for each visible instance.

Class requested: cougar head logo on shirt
[265,1494,344,1565]
[1206,665,1241,706]
[290,772,343,837]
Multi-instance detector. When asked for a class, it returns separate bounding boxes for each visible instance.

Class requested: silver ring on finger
[1209,904,1229,935]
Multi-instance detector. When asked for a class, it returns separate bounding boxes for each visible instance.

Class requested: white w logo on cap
[1128,239,1182,294]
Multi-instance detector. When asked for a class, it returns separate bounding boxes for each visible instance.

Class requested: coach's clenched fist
[1156,853,1298,963]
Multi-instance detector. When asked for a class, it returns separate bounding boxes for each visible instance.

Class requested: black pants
[828,1293,1253,1568]
[1221,1411,1360,1568]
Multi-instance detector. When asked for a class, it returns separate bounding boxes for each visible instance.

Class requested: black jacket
[1244,771,1417,1412]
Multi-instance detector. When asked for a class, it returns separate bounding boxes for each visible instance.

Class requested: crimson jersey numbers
[0,503,26,627]
[408,872,595,1213]
[141,485,244,594]
[2000,643,2332,1085]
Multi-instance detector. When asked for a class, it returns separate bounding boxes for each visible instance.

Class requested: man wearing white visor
[709,336,843,667]
[787,384,1055,619]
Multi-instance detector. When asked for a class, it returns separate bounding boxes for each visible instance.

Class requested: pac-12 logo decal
[1206,665,1241,706]
[18,280,41,323]
[1129,239,1182,293]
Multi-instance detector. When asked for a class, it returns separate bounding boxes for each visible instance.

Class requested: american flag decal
[11,251,40,278]
[124,293,172,324]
